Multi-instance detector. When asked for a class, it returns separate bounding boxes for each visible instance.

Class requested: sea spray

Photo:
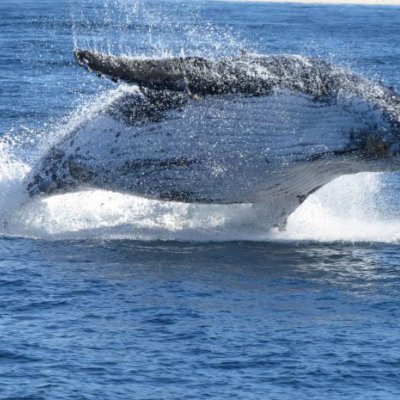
[0,142,30,229]
[69,0,244,59]
[275,172,400,243]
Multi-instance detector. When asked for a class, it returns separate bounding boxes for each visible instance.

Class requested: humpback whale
[25,49,400,227]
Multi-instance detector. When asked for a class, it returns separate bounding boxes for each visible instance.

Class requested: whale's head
[73,49,273,95]
[74,48,211,92]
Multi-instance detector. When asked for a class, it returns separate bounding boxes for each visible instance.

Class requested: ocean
[1,0,400,398]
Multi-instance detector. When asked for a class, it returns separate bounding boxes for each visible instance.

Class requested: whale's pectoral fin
[251,182,327,230]
[251,193,304,230]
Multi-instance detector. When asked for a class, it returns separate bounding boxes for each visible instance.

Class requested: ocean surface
[1,0,400,398]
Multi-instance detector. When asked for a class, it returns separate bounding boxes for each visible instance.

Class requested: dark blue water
[1,1,400,398]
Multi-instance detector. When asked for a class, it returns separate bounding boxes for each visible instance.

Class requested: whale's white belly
[50,89,382,205]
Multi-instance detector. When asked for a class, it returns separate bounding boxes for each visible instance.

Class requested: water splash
[0,142,30,226]
[275,173,400,243]
[69,0,245,59]
[1,139,399,242]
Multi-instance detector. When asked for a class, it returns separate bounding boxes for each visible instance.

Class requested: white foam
[273,173,400,243]
[1,154,399,243]
[0,142,30,225]
[8,190,257,241]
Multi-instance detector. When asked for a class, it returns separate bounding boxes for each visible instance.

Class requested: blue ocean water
[1,0,400,398]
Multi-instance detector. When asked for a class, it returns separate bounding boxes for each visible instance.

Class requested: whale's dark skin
[73,49,400,122]
[24,49,400,227]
